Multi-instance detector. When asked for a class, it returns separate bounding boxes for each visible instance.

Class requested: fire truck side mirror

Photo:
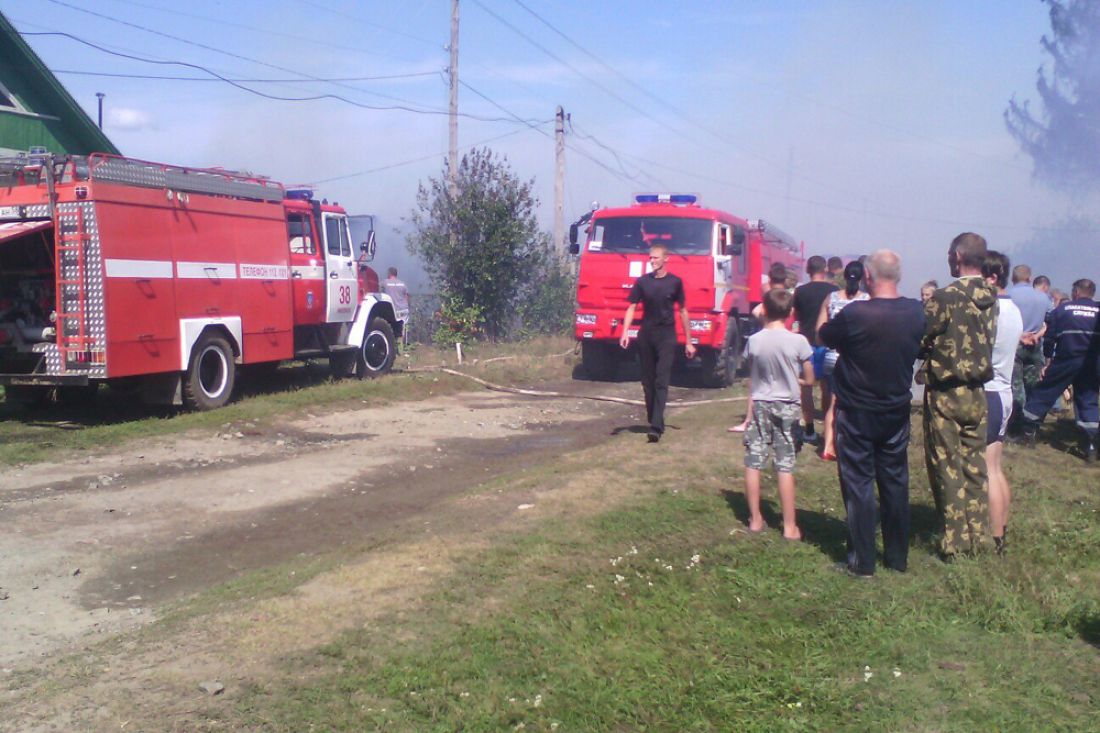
[568,223,580,255]
[360,230,377,262]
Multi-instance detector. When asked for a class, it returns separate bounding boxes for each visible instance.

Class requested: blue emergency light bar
[634,193,699,205]
[286,187,314,201]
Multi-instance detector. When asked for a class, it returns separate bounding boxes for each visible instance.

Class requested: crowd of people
[620,234,1095,577]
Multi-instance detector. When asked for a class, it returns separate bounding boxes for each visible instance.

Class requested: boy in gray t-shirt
[743,289,814,540]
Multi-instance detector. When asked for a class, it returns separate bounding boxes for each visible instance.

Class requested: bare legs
[744,467,801,539]
[986,441,1010,540]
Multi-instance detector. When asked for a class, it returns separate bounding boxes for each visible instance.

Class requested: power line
[467,0,693,141]
[296,0,440,48]
[50,69,442,83]
[472,0,896,211]
[457,79,654,188]
[41,0,442,111]
[100,0,431,64]
[566,122,1092,234]
[14,29,548,124]
[308,126,546,185]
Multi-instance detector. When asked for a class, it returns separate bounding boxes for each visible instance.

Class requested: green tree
[1005,0,1100,193]
[516,256,576,338]
[406,148,551,341]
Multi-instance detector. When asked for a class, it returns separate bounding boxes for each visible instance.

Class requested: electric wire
[308,126,547,185]
[99,0,431,63]
[13,29,550,125]
[567,122,1095,233]
[42,0,444,111]
[50,69,443,83]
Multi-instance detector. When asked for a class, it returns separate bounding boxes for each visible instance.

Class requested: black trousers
[836,406,912,574]
[637,326,677,434]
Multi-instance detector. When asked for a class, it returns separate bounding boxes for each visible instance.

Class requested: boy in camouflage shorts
[743,289,815,540]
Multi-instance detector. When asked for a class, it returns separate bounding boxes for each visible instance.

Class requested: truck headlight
[575,313,597,325]
[690,320,712,332]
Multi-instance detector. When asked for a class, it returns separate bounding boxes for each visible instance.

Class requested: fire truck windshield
[589,217,713,255]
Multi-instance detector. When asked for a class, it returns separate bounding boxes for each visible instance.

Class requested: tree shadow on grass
[720,489,849,563]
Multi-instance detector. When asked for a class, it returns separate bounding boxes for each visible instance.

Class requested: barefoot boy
[743,288,814,540]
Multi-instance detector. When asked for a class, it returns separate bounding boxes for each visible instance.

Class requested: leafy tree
[407,148,551,341]
[516,257,576,338]
[1005,0,1100,193]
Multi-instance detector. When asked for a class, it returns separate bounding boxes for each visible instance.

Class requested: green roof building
[0,11,119,157]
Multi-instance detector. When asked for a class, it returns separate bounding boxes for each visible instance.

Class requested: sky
[3,0,1089,294]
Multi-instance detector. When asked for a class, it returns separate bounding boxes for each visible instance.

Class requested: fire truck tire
[581,341,618,381]
[58,383,99,406]
[356,317,396,379]
[3,385,51,407]
[707,319,741,388]
[182,333,236,410]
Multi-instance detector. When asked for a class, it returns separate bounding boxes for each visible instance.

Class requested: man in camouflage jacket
[919,233,998,558]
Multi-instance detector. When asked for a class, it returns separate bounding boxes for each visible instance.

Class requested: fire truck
[569,193,804,386]
[0,153,405,410]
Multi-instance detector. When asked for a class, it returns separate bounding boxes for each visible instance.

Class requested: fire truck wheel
[707,319,741,388]
[182,333,236,410]
[357,317,396,378]
[3,385,51,408]
[58,383,99,406]
[581,341,618,381]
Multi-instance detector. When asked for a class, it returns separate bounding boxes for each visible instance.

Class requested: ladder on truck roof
[85,153,285,203]
[54,206,97,367]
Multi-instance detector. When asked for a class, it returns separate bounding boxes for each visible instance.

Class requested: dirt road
[0,376,715,675]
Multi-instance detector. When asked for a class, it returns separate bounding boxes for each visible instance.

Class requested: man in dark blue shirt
[818,249,925,577]
[620,245,696,442]
[1020,278,1100,461]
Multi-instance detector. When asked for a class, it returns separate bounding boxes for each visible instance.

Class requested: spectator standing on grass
[828,256,845,289]
[792,256,838,446]
[619,245,696,443]
[383,267,410,316]
[920,233,997,560]
[1007,264,1049,432]
[730,263,791,433]
[981,252,1023,555]
[1019,278,1100,462]
[814,260,869,460]
[742,288,814,541]
[1034,275,1054,309]
[819,250,924,577]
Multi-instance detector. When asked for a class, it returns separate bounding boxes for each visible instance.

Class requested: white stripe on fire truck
[176,261,238,280]
[239,263,290,279]
[104,258,173,279]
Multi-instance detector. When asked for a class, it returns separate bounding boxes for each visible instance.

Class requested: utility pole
[554,105,566,260]
[448,0,460,195]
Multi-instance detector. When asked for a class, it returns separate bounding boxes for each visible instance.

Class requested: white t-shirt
[986,296,1023,394]
[747,328,813,402]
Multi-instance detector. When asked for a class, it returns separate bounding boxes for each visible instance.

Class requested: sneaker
[994,536,1006,556]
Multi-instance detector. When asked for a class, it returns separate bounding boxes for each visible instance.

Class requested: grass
[229,400,1100,732]
[0,335,576,465]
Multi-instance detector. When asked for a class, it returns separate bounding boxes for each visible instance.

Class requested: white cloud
[107,107,155,132]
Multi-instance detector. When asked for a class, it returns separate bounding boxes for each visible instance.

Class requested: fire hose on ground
[402,351,747,408]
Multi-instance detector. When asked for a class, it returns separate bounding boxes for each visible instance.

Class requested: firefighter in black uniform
[620,244,696,443]
[1020,278,1100,461]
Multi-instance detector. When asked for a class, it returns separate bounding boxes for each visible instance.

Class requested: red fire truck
[0,153,404,409]
[569,193,804,386]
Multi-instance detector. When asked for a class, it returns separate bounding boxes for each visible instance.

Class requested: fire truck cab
[569,194,804,386]
[0,153,403,410]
